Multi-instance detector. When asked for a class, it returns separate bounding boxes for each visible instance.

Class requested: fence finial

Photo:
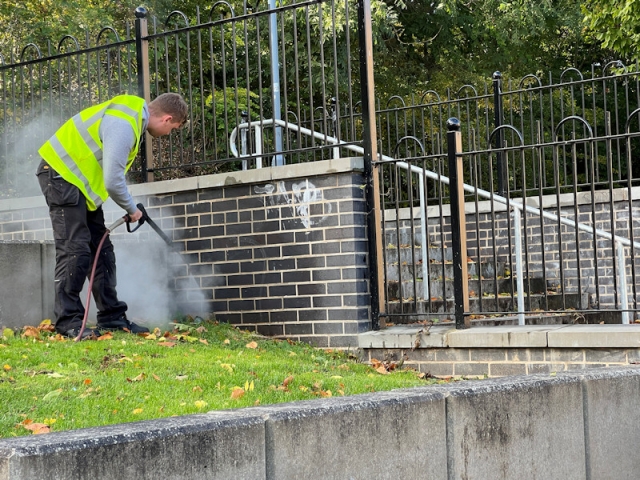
[135,6,148,18]
[447,117,461,131]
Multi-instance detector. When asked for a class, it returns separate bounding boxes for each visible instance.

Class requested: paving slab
[548,324,640,348]
[357,324,453,349]
[447,325,565,348]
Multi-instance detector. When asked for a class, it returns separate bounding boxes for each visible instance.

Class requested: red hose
[74,216,127,342]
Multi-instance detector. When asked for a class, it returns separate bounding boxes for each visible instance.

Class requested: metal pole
[358,0,384,329]
[513,208,525,325]
[447,118,470,329]
[268,0,284,166]
[493,71,505,196]
[617,241,629,324]
[134,6,153,183]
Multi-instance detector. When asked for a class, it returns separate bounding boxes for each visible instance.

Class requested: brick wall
[0,158,372,348]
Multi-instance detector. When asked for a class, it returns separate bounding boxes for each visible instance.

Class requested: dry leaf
[152,374,161,382]
[194,400,208,409]
[158,342,176,348]
[199,338,209,345]
[245,341,258,349]
[375,366,389,375]
[132,408,143,415]
[23,422,50,434]
[223,339,230,344]
[231,387,245,400]
[3,364,11,371]
[83,378,92,385]
[97,332,113,341]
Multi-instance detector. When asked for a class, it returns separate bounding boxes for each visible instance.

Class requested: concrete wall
[0,366,638,479]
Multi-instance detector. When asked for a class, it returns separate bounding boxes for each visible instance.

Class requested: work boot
[58,326,102,340]
[97,315,150,334]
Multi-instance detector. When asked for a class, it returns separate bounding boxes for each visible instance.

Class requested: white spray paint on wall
[254,180,330,228]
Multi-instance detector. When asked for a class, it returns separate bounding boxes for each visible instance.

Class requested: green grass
[0,319,444,438]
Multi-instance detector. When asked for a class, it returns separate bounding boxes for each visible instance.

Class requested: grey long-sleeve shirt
[99,104,149,214]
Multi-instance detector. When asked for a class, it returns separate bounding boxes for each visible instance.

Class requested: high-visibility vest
[38,95,145,211]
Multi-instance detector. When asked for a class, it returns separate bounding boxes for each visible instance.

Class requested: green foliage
[582,0,640,62]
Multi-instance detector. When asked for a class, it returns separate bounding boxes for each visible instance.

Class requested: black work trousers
[36,160,127,333]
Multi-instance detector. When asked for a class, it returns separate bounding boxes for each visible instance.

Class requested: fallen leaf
[220,363,234,374]
[127,372,146,382]
[83,378,92,385]
[3,364,11,371]
[42,389,63,401]
[46,372,65,378]
[23,423,50,434]
[132,408,143,415]
[2,328,14,338]
[375,366,389,375]
[192,386,203,392]
[223,339,230,344]
[199,338,209,345]
[22,326,40,338]
[158,342,176,348]
[231,387,245,400]
[175,375,188,381]
[97,332,113,341]
[245,341,258,349]
[152,374,161,382]
[194,400,208,409]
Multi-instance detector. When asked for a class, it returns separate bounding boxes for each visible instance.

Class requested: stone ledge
[358,324,640,349]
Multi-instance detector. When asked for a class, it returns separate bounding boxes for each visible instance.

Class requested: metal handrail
[229,119,639,324]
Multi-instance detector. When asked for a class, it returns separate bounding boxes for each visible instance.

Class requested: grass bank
[0,319,444,438]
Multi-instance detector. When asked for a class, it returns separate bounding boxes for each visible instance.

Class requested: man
[36,92,188,339]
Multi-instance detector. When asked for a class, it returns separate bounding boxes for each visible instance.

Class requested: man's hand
[128,209,143,223]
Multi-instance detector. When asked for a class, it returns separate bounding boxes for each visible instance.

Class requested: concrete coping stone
[358,324,640,349]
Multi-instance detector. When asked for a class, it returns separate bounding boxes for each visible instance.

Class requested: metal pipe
[617,241,629,324]
[513,208,525,325]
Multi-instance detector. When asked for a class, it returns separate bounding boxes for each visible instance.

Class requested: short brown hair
[149,93,188,124]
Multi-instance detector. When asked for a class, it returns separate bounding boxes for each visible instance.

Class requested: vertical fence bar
[358,0,384,329]
[134,7,153,182]
[493,71,506,196]
[447,117,470,329]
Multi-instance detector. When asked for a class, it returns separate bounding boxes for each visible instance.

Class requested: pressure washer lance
[74,212,143,342]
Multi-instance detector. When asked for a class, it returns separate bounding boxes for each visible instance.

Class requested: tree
[582,0,640,62]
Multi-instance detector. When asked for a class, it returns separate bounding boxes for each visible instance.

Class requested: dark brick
[312,242,340,255]
[328,281,368,294]
[215,263,240,274]
[202,276,226,288]
[189,264,213,276]
[226,223,251,235]
[267,208,280,220]
[269,258,296,270]
[257,246,280,258]
[211,199,238,211]
[314,322,344,335]
[343,294,370,307]
[338,173,364,186]
[199,189,223,200]
[213,237,238,249]
[252,210,266,221]
[209,300,228,311]
[297,257,326,269]
[340,213,366,226]
[255,298,283,310]
[239,197,265,209]
[295,230,324,242]
[229,299,255,310]
[173,192,198,203]
[240,211,252,222]
[339,200,367,213]
[340,240,368,253]
[284,323,314,335]
[284,297,311,309]
[282,244,310,257]
[281,218,306,230]
[325,226,366,240]
[212,213,225,224]
[177,228,199,240]
[308,175,337,188]
[342,268,368,280]
[269,285,297,296]
[214,288,240,299]
[267,232,295,244]
[228,274,254,286]
[323,186,364,201]
[329,308,369,321]
[173,217,186,228]
[326,253,366,267]
[313,216,339,228]
[149,195,172,206]
[242,311,270,323]
[313,270,341,281]
[299,309,328,321]
[298,283,326,295]
[313,296,342,307]
[224,185,251,198]
[227,249,253,261]
[226,212,238,223]
[239,234,266,246]
[300,336,329,347]
[215,313,242,324]
[175,277,200,289]
[280,206,295,219]
[309,204,324,216]
[254,220,281,233]
[187,216,199,227]
[186,239,211,251]
[328,335,358,348]
[242,286,268,298]
[241,260,266,272]
[270,310,298,322]
[254,272,282,284]
[256,324,284,337]
[201,251,226,262]
[283,270,311,283]
[161,205,185,217]
[187,203,211,214]
[200,225,225,237]
[344,320,372,334]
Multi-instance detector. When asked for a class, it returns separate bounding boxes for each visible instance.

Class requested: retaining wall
[1,366,639,479]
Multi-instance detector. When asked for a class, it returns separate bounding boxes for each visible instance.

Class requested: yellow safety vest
[38,95,145,211]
